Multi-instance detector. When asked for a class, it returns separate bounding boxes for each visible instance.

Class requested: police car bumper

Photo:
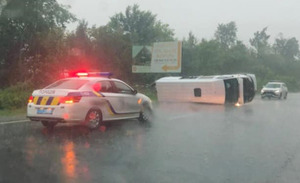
[27,103,88,123]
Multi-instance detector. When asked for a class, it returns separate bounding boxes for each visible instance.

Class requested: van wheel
[41,121,57,129]
[139,105,153,123]
[85,109,102,130]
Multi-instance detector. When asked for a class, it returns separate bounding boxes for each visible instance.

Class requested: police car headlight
[275,90,280,94]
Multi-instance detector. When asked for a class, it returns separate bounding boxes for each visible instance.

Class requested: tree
[249,27,270,56]
[185,32,198,48]
[64,20,95,71]
[89,25,133,81]
[182,32,198,75]
[108,4,174,45]
[214,21,237,48]
[273,34,299,61]
[0,0,76,87]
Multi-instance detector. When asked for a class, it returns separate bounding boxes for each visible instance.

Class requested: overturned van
[155,74,257,105]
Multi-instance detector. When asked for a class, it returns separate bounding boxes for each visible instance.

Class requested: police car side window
[95,81,113,92]
[113,81,134,94]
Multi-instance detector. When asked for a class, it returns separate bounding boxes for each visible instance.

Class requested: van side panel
[156,80,226,104]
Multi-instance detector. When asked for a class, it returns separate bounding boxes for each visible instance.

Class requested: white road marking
[0,119,30,125]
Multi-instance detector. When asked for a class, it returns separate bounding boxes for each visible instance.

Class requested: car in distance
[261,81,288,99]
[27,72,153,130]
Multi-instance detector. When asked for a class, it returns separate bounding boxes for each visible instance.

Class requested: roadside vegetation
[1,1,300,110]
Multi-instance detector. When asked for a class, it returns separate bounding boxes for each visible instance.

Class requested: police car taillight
[28,96,33,103]
[60,96,82,104]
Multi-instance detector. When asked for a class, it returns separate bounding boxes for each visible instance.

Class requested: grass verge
[0,107,26,117]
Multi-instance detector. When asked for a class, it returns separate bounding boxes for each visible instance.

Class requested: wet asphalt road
[1,94,300,183]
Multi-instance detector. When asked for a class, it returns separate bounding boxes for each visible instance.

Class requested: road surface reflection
[61,141,77,179]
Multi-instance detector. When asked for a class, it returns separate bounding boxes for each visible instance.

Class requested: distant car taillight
[28,96,33,103]
[59,96,82,104]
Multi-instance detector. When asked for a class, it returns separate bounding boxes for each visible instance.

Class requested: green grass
[136,86,157,101]
[0,107,26,117]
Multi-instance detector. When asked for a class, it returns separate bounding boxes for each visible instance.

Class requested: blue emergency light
[95,72,113,77]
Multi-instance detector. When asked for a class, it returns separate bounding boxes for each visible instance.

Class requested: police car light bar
[76,72,89,77]
[93,72,113,77]
[73,72,113,78]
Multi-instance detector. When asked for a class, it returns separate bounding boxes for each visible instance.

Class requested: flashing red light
[28,96,33,103]
[93,83,102,92]
[60,96,81,104]
[76,72,88,77]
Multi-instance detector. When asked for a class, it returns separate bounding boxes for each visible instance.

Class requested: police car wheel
[85,109,102,130]
[41,121,57,129]
[139,106,153,122]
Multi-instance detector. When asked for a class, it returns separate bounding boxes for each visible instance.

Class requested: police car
[27,72,153,129]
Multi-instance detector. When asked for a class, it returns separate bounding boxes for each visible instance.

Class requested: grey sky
[57,0,300,45]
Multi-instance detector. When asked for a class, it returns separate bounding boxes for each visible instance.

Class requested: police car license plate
[37,108,54,114]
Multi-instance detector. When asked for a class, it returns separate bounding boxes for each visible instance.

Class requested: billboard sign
[132,41,182,73]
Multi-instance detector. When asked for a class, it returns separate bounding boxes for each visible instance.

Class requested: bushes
[0,82,33,110]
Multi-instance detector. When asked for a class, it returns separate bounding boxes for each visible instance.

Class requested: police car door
[92,80,125,120]
[111,81,140,114]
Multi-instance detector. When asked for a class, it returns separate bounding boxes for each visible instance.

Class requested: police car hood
[32,89,77,96]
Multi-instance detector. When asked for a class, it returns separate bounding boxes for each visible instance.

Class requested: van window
[194,88,201,97]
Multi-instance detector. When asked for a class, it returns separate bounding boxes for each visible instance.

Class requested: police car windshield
[45,79,89,90]
[265,83,281,88]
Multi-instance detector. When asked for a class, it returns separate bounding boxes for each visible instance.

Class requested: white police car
[27,72,153,129]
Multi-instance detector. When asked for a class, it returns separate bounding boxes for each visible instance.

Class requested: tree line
[1,1,300,92]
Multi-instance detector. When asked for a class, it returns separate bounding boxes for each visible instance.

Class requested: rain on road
[1,94,300,183]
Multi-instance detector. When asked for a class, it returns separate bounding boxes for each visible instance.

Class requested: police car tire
[85,109,102,130]
[41,121,57,129]
[139,105,153,123]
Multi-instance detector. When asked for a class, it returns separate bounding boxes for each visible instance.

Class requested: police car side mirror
[133,89,138,95]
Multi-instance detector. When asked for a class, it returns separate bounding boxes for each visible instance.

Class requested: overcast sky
[57,0,300,45]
